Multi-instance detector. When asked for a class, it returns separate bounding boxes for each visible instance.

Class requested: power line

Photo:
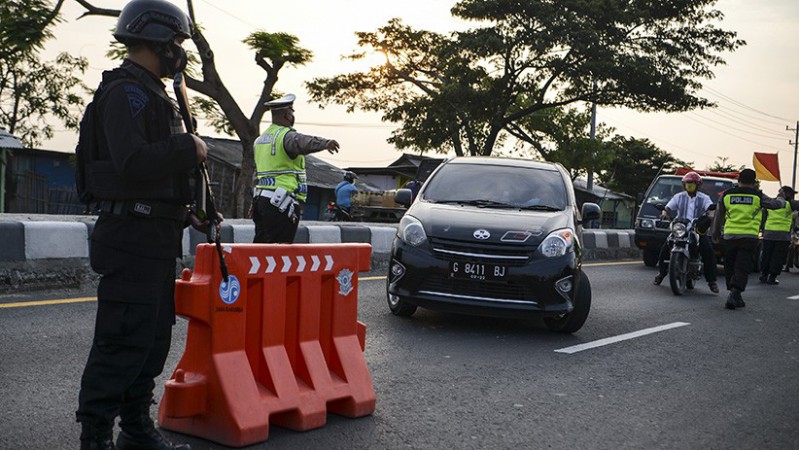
[682,112,784,151]
[702,86,793,122]
[197,0,260,30]
[686,111,787,141]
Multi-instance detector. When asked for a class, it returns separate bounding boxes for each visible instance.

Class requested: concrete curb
[0,214,640,292]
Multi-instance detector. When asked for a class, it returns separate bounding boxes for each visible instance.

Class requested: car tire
[643,248,659,267]
[544,271,591,333]
[386,280,417,317]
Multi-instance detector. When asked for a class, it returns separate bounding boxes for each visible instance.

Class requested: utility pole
[587,80,598,191]
[789,121,799,190]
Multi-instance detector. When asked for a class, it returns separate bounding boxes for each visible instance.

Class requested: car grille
[418,274,534,303]
[429,237,533,266]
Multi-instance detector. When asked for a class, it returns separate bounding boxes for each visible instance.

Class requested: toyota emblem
[473,229,491,240]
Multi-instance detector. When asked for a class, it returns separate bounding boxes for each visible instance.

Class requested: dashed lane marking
[554,322,691,354]
[787,295,799,300]
[0,297,97,309]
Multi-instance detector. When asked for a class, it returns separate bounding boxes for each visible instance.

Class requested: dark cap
[781,185,796,194]
[264,93,296,111]
[738,168,756,184]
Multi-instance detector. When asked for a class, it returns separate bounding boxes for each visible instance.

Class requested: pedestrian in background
[75,0,207,449]
[252,94,340,243]
[711,169,785,310]
[759,185,799,285]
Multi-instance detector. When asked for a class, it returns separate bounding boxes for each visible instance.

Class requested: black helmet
[344,171,357,183]
[114,0,193,46]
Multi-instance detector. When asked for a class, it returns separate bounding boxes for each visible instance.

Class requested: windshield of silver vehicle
[422,164,567,210]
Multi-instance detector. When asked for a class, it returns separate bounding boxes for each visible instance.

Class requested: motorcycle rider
[653,171,719,293]
[759,185,799,285]
[334,171,358,220]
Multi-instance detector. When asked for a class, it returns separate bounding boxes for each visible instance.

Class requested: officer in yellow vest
[759,185,798,285]
[252,94,340,243]
[711,169,785,309]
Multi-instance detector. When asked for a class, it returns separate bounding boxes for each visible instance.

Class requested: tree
[598,137,690,198]
[0,0,88,147]
[308,0,744,157]
[71,0,312,217]
[706,156,744,172]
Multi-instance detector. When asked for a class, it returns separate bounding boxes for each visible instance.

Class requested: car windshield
[645,177,733,204]
[422,163,568,210]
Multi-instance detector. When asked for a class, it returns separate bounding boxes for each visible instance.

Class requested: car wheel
[386,280,417,317]
[544,271,591,333]
[643,248,659,267]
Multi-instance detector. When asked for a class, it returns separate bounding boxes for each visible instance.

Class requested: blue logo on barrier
[219,275,241,305]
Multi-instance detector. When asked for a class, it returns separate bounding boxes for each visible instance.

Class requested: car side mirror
[636,192,644,204]
[581,202,601,222]
[394,188,413,207]
[707,203,717,211]
[655,203,665,211]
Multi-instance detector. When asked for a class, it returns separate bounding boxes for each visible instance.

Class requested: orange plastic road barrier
[158,243,375,447]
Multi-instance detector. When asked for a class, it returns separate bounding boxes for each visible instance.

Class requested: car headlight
[671,222,687,238]
[398,215,427,246]
[539,229,574,258]
[639,219,654,229]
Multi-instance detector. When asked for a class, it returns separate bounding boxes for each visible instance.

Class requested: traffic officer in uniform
[76,1,209,449]
[759,185,799,285]
[252,94,340,243]
[711,169,785,310]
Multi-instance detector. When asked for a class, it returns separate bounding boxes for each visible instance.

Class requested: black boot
[117,401,190,450]
[759,273,768,283]
[767,274,779,285]
[80,417,117,450]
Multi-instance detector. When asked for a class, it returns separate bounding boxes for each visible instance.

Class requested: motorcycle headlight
[671,222,687,238]
[639,219,654,229]
[398,215,427,247]
[539,229,574,258]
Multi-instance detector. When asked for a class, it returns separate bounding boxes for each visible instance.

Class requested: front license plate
[449,261,507,281]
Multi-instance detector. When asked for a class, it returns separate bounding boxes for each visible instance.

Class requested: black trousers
[761,239,790,276]
[77,242,176,423]
[658,234,717,282]
[722,238,758,292]
[252,196,299,244]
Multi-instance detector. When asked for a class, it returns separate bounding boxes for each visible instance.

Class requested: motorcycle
[325,202,356,222]
[657,204,715,296]
[784,226,799,272]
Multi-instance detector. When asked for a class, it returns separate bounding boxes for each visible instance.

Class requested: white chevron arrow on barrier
[281,255,292,273]
[249,256,260,274]
[324,255,334,271]
[296,255,306,272]
[311,255,320,271]
[265,256,277,273]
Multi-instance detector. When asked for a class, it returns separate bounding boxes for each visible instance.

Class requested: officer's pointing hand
[326,140,340,154]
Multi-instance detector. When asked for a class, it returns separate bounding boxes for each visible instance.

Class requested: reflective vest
[723,192,761,236]
[764,201,792,232]
[253,124,308,202]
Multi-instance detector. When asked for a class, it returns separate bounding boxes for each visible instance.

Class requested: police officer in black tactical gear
[75,1,210,449]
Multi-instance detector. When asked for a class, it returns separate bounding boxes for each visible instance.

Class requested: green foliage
[0,1,88,147]
[598,137,691,198]
[308,0,744,159]
[706,156,744,172]
[243,32,313,66]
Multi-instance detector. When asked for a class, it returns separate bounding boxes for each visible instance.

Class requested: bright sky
[42,0,799,192]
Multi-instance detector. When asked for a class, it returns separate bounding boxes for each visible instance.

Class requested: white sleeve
[666,192,681,210]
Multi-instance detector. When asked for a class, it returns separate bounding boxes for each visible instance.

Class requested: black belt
[98,200,188,222]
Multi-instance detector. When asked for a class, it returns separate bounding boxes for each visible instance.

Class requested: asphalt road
[1,260,798,450]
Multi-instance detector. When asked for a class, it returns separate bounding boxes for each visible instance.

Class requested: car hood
[408,202,572,246]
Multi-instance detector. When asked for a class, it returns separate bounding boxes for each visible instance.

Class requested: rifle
[173,71,229,282]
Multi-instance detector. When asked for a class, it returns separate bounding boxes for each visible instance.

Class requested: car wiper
[519,205,562,211]
[460,199,516,208]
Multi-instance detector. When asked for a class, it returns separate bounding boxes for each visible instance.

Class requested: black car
[386,157,601,333]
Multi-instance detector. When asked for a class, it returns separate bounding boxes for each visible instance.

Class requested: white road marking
[787,295,799,300]
[554,322,691,354]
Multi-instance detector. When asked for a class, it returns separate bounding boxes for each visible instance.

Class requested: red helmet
[681,171,702,186]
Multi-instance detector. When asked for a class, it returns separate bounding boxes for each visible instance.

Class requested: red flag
[753,152,780,182]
